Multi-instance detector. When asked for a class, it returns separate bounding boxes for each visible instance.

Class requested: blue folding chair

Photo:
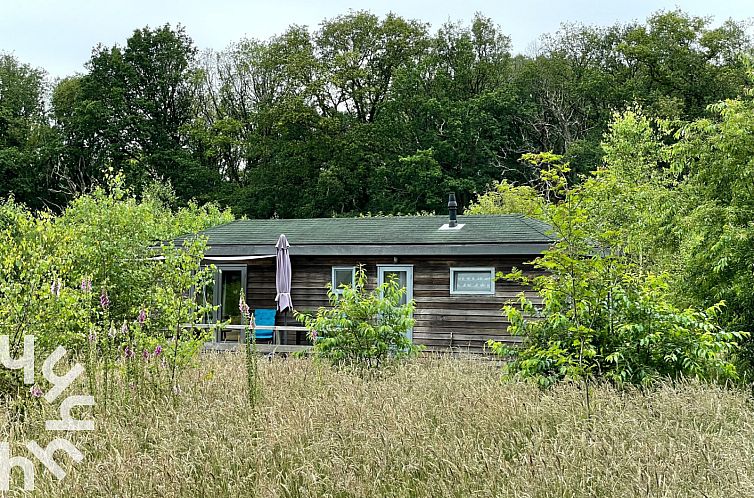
[252,309,276,342]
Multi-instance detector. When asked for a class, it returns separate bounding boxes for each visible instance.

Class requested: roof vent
[439,193,464,231]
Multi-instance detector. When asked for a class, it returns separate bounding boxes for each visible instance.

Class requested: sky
[1,0,753,79]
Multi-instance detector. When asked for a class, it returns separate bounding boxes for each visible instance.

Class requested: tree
[0,54,59,209]
[512,11,750,177]
[53,25,213,199]
[490,153,746,388]
[619,10,750,119]
[466,179,545,219]
[295,266,418,371]
[315,11,429,123]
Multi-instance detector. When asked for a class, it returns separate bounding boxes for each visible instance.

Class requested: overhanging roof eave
[201,242,552,257]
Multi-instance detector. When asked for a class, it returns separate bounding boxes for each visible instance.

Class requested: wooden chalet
[180,198,553,353]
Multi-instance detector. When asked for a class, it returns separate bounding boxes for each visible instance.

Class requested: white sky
[1,0,753,79]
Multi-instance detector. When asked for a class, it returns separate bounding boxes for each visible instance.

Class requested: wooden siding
[240,255,540,352]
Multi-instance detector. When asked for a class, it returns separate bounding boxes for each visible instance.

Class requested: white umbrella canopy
[275,234,293,312]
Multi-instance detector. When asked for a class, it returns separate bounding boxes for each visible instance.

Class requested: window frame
[331,266,356,295]
[449,267,496,296]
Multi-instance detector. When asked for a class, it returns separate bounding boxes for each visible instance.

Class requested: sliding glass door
[212,265,247,342]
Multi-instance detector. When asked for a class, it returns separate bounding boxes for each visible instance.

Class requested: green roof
[178,215,554,257]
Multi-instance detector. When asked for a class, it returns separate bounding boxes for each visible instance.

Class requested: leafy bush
[489,154,747,388]
[0,174,232,398]
[295,266,419,370]
[466,179,546,220]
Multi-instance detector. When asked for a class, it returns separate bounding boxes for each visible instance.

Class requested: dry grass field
[3,354,754,497]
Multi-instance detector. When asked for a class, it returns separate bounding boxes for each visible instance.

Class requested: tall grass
[2,354,754,497]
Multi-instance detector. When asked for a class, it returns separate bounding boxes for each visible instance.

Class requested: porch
[197,323,313,354]
[197,253,314,350]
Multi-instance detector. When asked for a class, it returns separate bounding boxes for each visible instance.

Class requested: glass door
[377,265,414,341]
[214,265,247,342]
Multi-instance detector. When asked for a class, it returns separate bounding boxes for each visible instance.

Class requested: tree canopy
[0,9,749,217]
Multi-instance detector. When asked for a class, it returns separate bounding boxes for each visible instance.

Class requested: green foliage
[0,174,232,398]
[295,266,419,370]
[467,180,545,219]
[52,24,210,201]
[490,154,746,388]
[578,68,754,372]
[0,53,59,209]
[4,9,752,216]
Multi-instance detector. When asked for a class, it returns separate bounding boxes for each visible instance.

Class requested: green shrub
[489,153,747,388]
[0,174,231,398]
[295,266,419,370]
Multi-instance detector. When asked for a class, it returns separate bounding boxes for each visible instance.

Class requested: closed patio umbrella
[275,234,293,341]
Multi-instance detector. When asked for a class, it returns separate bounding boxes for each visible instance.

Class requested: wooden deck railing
[187,323,313,354]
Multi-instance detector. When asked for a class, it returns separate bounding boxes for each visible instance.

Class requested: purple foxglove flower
[81,277,92,293]
[238,294,250,319]
[30,385,43,398]
[154,345,163,357]
[123,346,135,359]
[137,308,147,325]
[142,349,150,360]
[310,329,318,341]
[100,290,110,310]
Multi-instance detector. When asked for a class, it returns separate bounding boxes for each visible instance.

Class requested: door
[214,265,247,342]
[377,265,414,341]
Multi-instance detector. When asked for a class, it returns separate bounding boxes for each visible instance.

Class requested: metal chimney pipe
[448,193,458,227]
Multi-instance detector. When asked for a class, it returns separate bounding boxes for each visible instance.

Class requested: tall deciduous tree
[0,54,59,209]
[53,24,215,200]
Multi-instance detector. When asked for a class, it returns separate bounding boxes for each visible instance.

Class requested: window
[331,266,356,294]
[449,267,495,295]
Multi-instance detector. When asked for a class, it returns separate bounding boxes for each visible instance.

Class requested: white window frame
[449,267,496,296]
[331,266,356,295]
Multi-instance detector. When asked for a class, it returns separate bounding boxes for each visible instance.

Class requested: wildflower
[142,349,150,360]
[309,329,318,341]
[88,331,97,342]
[81,277,92,293]
[108,324,117,339]
[123,346,135,359]
[137,308,147,325]
[30,385,43,398]
[50,280,61,297]
[239,294,250,319]
[153,345,163,357]
[100,290,110,310]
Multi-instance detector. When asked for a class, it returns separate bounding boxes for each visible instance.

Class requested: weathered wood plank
[238,254,539,353]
